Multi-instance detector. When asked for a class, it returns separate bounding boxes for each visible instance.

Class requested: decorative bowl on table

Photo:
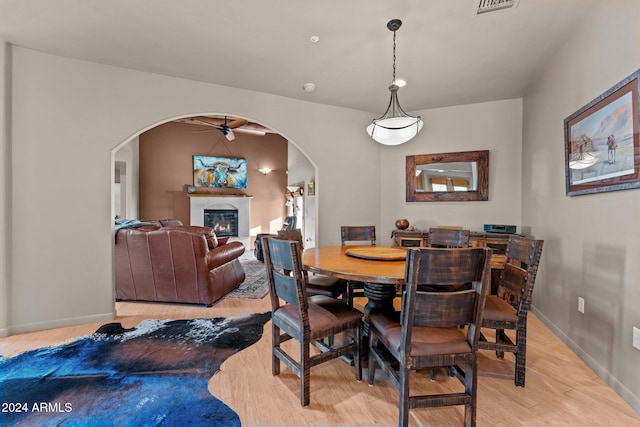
[395,219,410,230]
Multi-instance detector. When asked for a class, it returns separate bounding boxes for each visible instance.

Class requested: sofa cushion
[159,219,184,226]
[162,225,218,248]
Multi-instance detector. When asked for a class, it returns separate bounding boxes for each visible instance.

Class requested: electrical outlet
[633,327,640,351]
[578,297,585,314]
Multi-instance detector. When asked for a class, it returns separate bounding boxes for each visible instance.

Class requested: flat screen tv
[193,155,248,189]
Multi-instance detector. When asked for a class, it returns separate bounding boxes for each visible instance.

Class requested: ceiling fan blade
[234,128,266,136]
[228,118,248,129]
[192,117,222,128]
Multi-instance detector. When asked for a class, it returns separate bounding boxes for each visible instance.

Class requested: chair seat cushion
[483,295,518,323]
[306,275,347,298]
[370,312,470,357]
[274,295,362,340]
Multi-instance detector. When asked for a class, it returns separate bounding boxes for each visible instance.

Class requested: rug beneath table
[226,256,269,299]
[0,312,271,426]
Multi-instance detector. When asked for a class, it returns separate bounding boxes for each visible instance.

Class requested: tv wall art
[193,155,248,189]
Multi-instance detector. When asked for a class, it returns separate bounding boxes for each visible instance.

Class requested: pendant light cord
[392,29,396,85]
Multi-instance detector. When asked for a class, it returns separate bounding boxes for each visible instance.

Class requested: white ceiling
[0,0,597,113]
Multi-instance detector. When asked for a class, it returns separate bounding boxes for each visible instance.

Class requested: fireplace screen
[204,209,238,237]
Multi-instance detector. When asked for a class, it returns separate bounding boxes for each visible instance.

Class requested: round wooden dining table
[302,245,407,335]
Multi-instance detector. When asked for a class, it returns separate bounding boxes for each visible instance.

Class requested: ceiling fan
[189,116,266,141]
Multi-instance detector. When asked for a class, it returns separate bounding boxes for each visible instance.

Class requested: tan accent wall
[139,121,288,239]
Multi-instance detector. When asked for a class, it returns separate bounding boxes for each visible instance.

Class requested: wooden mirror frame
[406,150,489,202]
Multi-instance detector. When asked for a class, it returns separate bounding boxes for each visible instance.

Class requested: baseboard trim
[4,310,116,337]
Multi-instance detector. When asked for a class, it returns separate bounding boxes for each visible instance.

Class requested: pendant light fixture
[366,19,423,146]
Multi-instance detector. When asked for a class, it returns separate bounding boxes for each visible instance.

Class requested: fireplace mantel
[189,194,252,238]
[187,194,253,198]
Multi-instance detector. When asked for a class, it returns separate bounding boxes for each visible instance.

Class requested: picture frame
[564,69,640,196]
[406,150,489,202]
[193,155,248,189]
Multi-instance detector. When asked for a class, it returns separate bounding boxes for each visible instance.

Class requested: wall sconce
[258,168,271,175]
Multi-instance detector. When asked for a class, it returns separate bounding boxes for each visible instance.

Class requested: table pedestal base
[363,282,397,336]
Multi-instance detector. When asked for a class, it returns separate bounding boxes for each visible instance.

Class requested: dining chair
[424,227,472,292]
[282,215,297,230]
[262,236,362,407]
[479,236,544,387]
[424,227,473,380]
[427,227,470,248]
[340,225,376,305]
[368,246,492,427]
[277,229,347,301]
[341,225,377,246]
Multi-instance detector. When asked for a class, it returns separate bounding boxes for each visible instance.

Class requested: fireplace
[189,195,251,238]
[204,209,238,237]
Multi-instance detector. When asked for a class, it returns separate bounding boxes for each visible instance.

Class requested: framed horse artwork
[564,69,640,196]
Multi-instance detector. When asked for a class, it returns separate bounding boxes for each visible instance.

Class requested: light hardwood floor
[2,296,639,426]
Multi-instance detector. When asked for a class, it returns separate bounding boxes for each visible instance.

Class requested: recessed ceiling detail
[475,0,520,15]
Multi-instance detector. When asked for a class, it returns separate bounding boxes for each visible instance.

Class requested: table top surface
[345,246,407,261]
[302,246,406,285]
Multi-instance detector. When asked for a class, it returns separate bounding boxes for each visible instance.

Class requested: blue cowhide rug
[0,312,271,426]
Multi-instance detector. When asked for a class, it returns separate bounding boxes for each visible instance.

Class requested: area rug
[0,312,271,426]
[226,256,269,299]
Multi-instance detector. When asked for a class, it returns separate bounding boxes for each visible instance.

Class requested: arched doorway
[112,113,319,249]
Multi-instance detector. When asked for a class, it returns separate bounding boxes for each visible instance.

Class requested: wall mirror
[406,150,489,201]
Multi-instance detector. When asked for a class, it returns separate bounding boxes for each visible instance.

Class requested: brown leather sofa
[115,224,246,306]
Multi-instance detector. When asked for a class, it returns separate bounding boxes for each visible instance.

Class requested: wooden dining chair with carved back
[424,227,474,380]
[277,228,347,301]
[261,236,362,407]
[368,246,492,427]
[479,236,544,387]
[427,227,470,248]
[340,225,376,306]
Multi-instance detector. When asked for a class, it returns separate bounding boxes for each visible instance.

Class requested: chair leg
[496,328,505,359]
[300,340,310,407]
[368,330,377,385]
[515,327,527,387]
[354,322,362,381]
[272,324,280,375]
[399,367,411,427]
[464,359,477,427]
[327,335,335,347]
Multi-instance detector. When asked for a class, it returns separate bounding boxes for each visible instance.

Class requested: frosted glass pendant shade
[367,116,424,146]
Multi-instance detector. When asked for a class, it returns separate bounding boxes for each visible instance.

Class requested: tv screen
[193,156,248,189]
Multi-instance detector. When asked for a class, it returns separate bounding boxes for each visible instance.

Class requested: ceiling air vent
[475,0,520,15]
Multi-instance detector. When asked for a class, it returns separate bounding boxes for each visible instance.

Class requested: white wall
[0,41,9,336]
[523,0,640,411]
[5,47,379,334]
[379,99,523,244]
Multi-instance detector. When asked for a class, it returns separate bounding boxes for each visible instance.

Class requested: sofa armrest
[206,241,246,270]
